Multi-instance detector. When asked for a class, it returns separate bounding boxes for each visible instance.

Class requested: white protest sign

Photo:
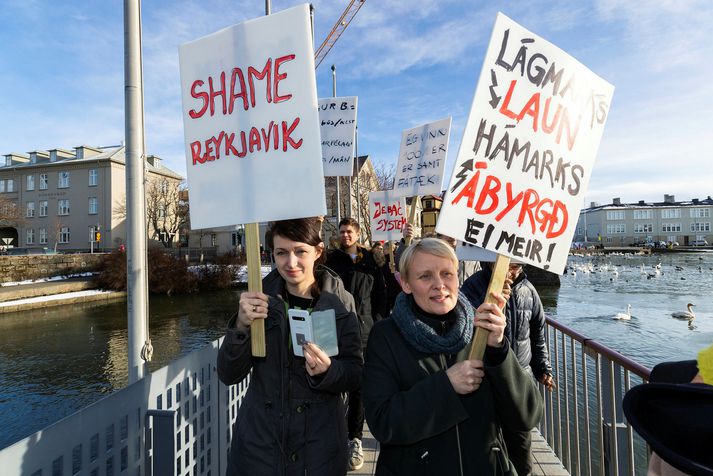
[319,96,357,177]
[369,191,407,241]
[393,117,451,198]
[179,4,326,229]
[436,13,614,274]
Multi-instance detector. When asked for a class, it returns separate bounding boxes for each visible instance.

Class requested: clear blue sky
[1,0,711,206]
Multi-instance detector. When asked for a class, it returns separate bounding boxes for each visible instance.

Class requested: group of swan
[611,303,696,322]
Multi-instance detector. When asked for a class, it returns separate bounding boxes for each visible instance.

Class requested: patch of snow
[0,289,115,307]
[0,272,95,287]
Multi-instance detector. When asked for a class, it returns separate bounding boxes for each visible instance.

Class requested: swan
[613,304,632,320]
[671,303,695,320]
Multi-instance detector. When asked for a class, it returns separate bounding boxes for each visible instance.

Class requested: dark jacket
[363,315,543,475]
[217,267,363,476]
[325,247,387,348]
[461,267,553,380]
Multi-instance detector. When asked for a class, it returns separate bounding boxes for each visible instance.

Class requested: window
[662,223,681,233]
[39,200,48,217]
[160,179,169,194]
[606,210,625,220]
[40,174,48,190]
[89,169,98,186]
[88,197,98,215]
[58,199,70,216]
[4,156,10,166]
[607,224,626,234]
[633,210,652,220]
[690,208,710,218]
[633,223,652,233]
[26,228,35,245]
[158,205,167,219]
[26,175,35,191]
[6,179,14,192]
[0,180,5,193]
[691,222,711,232]
[58,171,70,188]
[39,228,47,244]
[26,202,35,218]
[59,227,70,244]
[211,233,217,247]
[661,208,680,219]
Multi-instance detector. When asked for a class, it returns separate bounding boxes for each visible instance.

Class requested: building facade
[573,194,713,247]
[0,146,183,252]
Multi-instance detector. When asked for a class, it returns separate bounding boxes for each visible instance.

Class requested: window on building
[59,227,70,244]
[633,223,653,233]
[158,205,167,219]
[88,197,98,215]
[26,201,35,218]
[89,169,98,186]
[662,223,682,232]
[58,199,70,216]
[691,222,711,232]
[661,208,680,219]
[211,233,217,247]
[160,179,169,194]
[690,208,711,218]
[58,171,70,188]
[0,180,5,193]
[606,210,625,220]
[39,200,48,217]
[26,228,35,245]
[6,179,14,192]
[667,235,677,244]
[606,224,626,234]
[39,228,47,245]
[26,175,35,191]
[633,210,652,220]
[4,157,10,166]
[40,174,48,190]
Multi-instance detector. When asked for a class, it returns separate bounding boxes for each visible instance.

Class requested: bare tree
[349,160,392,245]
[0,196,23,225]
[52,217,64,253]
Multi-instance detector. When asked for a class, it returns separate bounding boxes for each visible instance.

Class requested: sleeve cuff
[484,340,509,366]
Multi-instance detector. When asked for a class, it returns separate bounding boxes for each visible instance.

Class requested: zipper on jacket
[439,354,465,476]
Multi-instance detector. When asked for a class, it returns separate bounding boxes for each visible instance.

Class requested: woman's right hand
[236,291,269,333]
[446,359,485,394]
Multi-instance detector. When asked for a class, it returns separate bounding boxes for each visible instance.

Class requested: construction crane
[314,0,366,69]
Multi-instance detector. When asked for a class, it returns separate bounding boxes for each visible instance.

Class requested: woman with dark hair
[363,238,542,475]
[217,217,363,475]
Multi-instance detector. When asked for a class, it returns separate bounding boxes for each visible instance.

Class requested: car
[4,247,57,255]
[692,239,709,246]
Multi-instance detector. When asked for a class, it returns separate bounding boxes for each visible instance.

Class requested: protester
[624,343,713,476]
[217,217,363,475]
[461,260,554,476]
[363,238,543,474]
[325,217,387,471]
[372,240,402,313]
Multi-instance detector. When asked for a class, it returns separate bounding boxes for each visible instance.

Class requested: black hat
[623,380,713,476]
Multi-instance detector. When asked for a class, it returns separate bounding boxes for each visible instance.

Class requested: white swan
[613,304,632,320]
[671,303,695,320]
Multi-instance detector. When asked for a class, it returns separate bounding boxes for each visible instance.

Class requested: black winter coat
[461,267,553,380]
[325,247,387,348]
[363,317,543,475]
[217,267,363,476]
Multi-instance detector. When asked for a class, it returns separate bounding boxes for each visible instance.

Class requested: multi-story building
[0,145,183,252]
[573,194,713,247]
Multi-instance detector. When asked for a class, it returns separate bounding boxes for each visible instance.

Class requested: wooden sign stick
[468,253,510,360]
[245,222,266,357]
[403,196,420,246]
[387,241,396,273]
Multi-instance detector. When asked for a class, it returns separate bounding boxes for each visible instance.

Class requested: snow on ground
[0,289,116,307]
[0,272,96,287]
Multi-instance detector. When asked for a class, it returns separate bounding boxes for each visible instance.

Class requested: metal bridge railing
[541,317,652,476]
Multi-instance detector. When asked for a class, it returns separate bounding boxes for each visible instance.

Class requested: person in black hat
[623,344,713,476]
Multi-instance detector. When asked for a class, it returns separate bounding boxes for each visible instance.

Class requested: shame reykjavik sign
[319,96,358,177]
[437,13,614,274]
[179,4,326,229]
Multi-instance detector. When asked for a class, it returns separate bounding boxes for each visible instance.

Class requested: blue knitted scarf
[391,291,474,354]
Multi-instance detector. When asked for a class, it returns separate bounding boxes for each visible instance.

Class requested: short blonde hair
[399,237,458,281]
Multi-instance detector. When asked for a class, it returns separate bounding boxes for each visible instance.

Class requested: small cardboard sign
[393,117,451,198]
[369,191,407,241]
[319,96,358,177]
[437,13,614,274]
[179,4,326,229]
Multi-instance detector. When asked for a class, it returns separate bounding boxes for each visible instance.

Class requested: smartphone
[288,308,312,357]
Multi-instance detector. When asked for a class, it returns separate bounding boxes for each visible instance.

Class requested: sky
[1,0,712,207]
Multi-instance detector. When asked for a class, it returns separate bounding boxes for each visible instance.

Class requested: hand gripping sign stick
[245,223,266,357]
[403,196,420,246]
[468,254,510,360]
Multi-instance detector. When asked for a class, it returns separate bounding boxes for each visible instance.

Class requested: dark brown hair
[338,217,360,232]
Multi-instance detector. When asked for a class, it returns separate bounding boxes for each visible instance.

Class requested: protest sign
[179,4,326,230]
[393,117,451,198]
[369,191,407,241]
[319,96,357,176]
[437,13,614,274]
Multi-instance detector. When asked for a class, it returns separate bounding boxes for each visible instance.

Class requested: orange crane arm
[314,0,366,69]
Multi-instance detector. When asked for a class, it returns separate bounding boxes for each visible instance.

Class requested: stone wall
[0,254,105,283]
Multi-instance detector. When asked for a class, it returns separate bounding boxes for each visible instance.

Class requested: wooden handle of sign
[403,196,420,246]
[245,222,266,357]
[468,254,510,361]
[388,241,396,273]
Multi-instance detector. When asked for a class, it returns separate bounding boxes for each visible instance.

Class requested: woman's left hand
[474,291,507,347]
[303,342,331,376]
